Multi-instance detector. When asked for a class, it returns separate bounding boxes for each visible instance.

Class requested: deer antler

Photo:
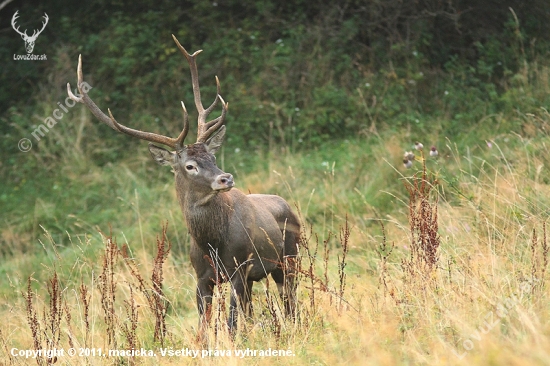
[29,13,48,40]
[67,55,189,149]
[172,34,228,143]
[11,11,27,38]
[11,11,49,40]
[66,36,227,149]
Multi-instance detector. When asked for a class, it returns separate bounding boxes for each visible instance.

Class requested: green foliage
[3,0,550,153]
[3,3,550,362]
[2,0,550,256]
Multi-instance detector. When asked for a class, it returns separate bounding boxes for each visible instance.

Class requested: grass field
[2,104,550,365]
[4,2,550,364]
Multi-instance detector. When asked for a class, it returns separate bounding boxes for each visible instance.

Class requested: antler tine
[11,11,27,37]
[172,35,229,143]
[197,95,228,143]
[172,34,204,113]
[67,55,119,130]
[67,55,187,149]
[36,13,49,35]
[203,76,222,115]
[27,13,48,39]
[175,101,190,148]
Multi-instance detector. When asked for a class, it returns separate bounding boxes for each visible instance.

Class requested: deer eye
[185,164,195,171]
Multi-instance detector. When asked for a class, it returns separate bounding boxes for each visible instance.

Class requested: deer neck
[175,175,231,249]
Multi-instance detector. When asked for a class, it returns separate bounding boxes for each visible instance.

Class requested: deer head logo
[11,11,49,54]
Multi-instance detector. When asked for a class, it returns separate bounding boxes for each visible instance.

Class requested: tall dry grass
[1,131,550,365]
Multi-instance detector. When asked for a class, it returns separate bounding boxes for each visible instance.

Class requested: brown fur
[149,134,300,337]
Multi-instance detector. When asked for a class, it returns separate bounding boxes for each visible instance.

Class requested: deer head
[11,11,49,54]
[148,127,234,201]
[67,35,231,202]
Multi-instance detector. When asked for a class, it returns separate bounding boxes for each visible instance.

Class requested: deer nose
[213,173,234,191]
[219,174,233,185]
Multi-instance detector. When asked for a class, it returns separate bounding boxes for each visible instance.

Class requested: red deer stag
[67,35,300,337]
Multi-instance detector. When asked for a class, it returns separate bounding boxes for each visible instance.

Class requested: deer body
[68,35,299,336]
[185,190,297,281]
[189,189,298,329]
[186,191,290,279]
[149,136,299,333]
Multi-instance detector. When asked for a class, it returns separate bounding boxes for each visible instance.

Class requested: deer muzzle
[211,173,234,192]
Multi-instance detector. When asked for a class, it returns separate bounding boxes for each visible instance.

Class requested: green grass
[2,54,550,365]
[3,120,550,364]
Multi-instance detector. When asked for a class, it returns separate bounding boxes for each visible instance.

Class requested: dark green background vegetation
[3,0,550,148]
[1,0,550,252]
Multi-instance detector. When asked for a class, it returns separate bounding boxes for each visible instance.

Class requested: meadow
[2,2,550,364]
[2,106,550,365]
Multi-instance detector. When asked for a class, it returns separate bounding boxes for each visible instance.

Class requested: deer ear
[148,144,176,166]
[205,125,226,155]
